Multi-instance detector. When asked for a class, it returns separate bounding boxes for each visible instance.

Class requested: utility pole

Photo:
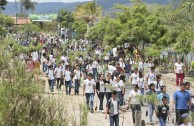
[15,0,18,31]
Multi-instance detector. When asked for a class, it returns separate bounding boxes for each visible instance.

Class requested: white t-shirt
[113,47,117,57]
[113,80,124,91]
[92,61,98,68]
[105,79,113,92]
[104,53,110,60]
[32,51,39,61]
[154,80,163,92]
[64,70,71,81]
[119,62,125,69]
[47,69,54,80]
[129,90,142,104]
[112,99,118,115]
[99,81,105,92]
[54,67,62,78]
[84,79,96,93]
[86,64,93,74]
[137,77,144,88]
[97,65,103,75]
[131,73,138,85]
[139,62,144,69]
[108,65,116,75]
[61,56,68,65]
[74,70,82,80]
[146,72,156,85]
[175,62,183,73]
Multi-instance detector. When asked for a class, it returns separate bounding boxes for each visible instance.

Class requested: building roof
[13,17,31,25]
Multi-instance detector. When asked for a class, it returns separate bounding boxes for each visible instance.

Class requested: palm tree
[30,2,37,14]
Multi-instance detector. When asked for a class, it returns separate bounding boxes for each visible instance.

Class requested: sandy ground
[42,73,190,126]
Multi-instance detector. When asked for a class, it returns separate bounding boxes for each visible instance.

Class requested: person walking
[147,83,157,123]
[104,73,114,103]
[157,86,170,105]
[127,84,142,125]
[174,58,184,86]
[83,73,96,113]
[96,74,105,113]
[74,65,82,95]
[156,96,171,126]
[54,63,63,90]
[154,74,163,95]
[172,83,191,125]
[105,90,121,126]
[113,76,125,106]
[46,65,55,93]
[137,71,145,95]
[146,67,156,88]
[130,68,139,88]
[63,65,72,95]
[124,59,131,81]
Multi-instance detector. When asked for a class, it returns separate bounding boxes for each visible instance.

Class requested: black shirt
[157,104,169,119]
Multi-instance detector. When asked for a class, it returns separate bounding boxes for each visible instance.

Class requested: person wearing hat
[83,73,96,113]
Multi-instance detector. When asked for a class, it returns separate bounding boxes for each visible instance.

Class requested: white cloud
[7,0,92,3]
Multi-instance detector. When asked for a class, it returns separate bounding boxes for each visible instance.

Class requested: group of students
[22,35,194,126]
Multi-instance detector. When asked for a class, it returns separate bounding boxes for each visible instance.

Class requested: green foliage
[144,45,161,58]
[19,23,42,33]
[57,9,74,29]
[192,62,194,70]
[72,19,87,39]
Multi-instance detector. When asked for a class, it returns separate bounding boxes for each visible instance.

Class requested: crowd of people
[11,33,194,126]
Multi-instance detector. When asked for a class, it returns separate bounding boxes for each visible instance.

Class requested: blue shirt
[173,90,191,110]
[157,92,170,104]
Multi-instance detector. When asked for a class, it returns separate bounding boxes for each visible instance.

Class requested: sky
[7,0,92,3]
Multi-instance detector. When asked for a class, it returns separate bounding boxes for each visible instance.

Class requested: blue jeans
[48,79,54,92]
[85,93,94,111]
[110,114,119,126]
[125,72,130,81]
[74,79,80,95]
[141,88,145,95]
[65,81,72,95]
[159,117,167,126]
[148,103,155,122]
[106,92,112,103]
[92,68,97,81]
[117,91,123,106]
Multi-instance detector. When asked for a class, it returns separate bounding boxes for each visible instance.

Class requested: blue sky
[8,0,92,3]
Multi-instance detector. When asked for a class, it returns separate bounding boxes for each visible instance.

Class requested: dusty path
[42,73,187,126]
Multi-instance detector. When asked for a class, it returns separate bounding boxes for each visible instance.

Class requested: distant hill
[3,0,171,15]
